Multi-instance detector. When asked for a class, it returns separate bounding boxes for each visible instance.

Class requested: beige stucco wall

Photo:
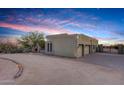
[76,34,98,57]
[84,45,90,55]
[45,34,98,58]
[77,34,98,45]
[76,46,82,57]
[76,45,91,57]
[45,34,77,57]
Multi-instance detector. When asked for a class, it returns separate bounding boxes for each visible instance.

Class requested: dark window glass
[50,43,52,52]
[47,43,49,52]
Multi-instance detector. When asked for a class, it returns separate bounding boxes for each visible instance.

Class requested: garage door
[84,45,90,55]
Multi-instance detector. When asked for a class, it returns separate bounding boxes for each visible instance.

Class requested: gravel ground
[0,53,124,85]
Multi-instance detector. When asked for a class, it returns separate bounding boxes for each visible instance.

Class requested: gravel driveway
[0,53,124,85]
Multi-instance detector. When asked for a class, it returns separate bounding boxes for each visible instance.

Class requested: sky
[0,8,124,45]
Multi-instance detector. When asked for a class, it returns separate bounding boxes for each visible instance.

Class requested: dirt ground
[0,58,18,84]
[0,53,124,85]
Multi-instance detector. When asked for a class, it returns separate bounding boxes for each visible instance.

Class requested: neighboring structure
[118,44,124,54]
[97,44,103,52]
[45,34,98,58]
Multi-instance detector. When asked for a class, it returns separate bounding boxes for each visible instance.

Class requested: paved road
[0,53,124,85]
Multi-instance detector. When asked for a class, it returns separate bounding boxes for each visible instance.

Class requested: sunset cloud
[0,22,73,35]
[0,8,124,45]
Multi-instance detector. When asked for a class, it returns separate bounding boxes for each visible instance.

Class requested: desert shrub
[18,32,45,53]
[0,42,22,53]
[0,32,45,53]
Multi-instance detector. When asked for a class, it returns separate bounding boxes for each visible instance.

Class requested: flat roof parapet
[47,33,98,41]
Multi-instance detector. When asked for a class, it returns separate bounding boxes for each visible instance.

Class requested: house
[45,34,98,58]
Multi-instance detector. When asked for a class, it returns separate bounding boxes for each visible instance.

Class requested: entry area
[77,44,97,57]
[77,44,90,57]
[82,45,90,56]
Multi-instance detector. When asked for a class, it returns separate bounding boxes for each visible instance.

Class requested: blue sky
[0,8,124,44]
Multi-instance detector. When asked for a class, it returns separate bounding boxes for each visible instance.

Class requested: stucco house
[45,34,98,58]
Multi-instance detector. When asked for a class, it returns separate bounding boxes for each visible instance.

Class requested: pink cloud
[0,16,98,36]
[24,17,72,29]
[25,17,41,23]
[7,16,14,21]
[0,22,33,32]
[0,22,73,35]
[39,18,71,26]
[67,21,97,30]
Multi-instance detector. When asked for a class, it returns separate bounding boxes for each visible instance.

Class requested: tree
[18,32,45,53]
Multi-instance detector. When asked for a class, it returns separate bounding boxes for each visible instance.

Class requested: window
[47,43,49,52]
[50,43,52,52]
[47,42,52,52]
